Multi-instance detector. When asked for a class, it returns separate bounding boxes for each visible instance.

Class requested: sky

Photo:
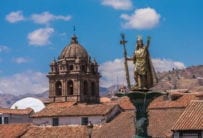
[0,0,203,95]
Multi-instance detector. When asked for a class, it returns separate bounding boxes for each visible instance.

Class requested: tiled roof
[22,112,135,138]
[148,108,185,138]
[172,100,203,131]
[100,97,111,103]
[93,111,135,138]
[0,123,31,138]
[101,96,135,111]
[114,96,135,110]
[149,93,198,109]
[0,108,33,115]
[32,102,118,117]
[21,125,88,138]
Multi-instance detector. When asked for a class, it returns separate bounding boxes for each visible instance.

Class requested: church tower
[47,35,100,103]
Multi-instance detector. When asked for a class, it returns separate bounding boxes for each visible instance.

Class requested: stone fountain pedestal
[116,90,166,138]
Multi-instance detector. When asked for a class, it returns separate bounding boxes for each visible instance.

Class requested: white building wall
[33,116,105,126]
[32,105,122,126]
[32,117,52,126]
[0,114,32,124]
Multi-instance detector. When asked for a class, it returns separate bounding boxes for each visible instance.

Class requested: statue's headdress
[137,35,143,42]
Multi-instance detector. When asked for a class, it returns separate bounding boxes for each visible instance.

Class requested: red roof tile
[93,111,135,138]
[32,102,119,117]
[21,125,88,138]
[172,100,203,131]
[114,96,136,111]
[149,93,198,109]
[0,108,33,115]
[148,108,185,138]
[0,123,31,138]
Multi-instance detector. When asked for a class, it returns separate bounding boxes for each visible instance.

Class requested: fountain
[119,34,166,138]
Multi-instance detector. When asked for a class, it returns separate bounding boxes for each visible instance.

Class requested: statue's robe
[134,46,158,88]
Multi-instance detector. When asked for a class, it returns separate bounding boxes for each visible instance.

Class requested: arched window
[81,65,86,72]
[55,81,62,96]
[69,65,73,70]
[91,82,95,96]
[84,81,88,95]
[67,80,73,95]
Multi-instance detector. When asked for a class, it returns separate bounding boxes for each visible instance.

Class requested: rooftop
[0,123,31,138]
[21,125,88,138]
[32,102,119,117]
[93,111,135,138]
[149,93,199,109]
[148,108,185,138]
[172,100,203,131]
[0,108,33,115]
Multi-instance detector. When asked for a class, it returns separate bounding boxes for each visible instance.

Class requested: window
[67,80,73,95]
[0,117,2,124]
[91,82,95,96]
[69,65,73,70]
[180,131,201,138]
[4,117,9,124]
[55,81,62,96]
[52,118,59,126]
[84,81,88,95]
[81,65,86,72]
[81,117,88,125]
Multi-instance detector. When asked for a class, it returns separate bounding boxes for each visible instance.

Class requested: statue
[129,35,157,91]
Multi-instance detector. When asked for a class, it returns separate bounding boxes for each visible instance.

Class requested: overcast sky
[0,0,202,95]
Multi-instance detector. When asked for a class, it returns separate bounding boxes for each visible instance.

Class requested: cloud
[31,11,71,25]
[28,27,54,46]
[0,71,48,95]
[120,7,160,29]
[152,58,185,72]
[5,11,25,23]
[99,58,185,87]
[101,0,132,10]
[13,57,29,64]
[0,45,9,52]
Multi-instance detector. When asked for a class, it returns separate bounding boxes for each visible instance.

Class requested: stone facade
[47,35,100,103]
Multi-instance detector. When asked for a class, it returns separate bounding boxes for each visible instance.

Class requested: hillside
[0,91,48,108]
[153,65,203,92]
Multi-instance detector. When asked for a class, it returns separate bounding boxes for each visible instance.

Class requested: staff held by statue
[120,33,131,90]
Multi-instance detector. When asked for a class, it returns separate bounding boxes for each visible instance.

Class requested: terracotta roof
[21,111,135,138]
[0,123,31,138]
[100,97,111,103]
[0,108,33,115]
[21,125,88,138]
[93,111,135,138]
[148,108,185,138]
[32,102,118,117]
[113,96,135,111]
[149,93,198,109]
[172,100,203,131]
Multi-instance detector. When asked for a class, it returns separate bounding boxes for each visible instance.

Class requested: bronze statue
[129,35,157,90]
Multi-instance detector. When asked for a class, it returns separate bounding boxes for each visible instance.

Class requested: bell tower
[47,35,100,103]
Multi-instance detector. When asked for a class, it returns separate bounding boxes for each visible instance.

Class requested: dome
[59,35,89,59]
[11,97,45,112]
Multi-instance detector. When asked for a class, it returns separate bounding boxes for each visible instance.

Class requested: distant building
[47,34,100,103]
[0,108,33,124]
[32,34,122,126]
[148,92,203,138]
[172,100,203,138]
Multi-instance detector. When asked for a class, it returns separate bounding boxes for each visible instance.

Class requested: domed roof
[11,97,45,112]
[59,35,89,59]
